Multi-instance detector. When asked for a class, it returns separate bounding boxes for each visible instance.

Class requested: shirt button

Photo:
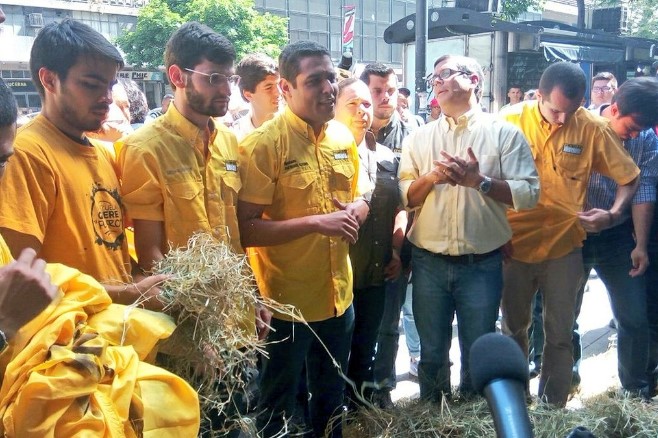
[374,241,379,245]
[375,262,380,267]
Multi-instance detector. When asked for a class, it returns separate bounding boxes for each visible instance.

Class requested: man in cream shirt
[399,54,539,402]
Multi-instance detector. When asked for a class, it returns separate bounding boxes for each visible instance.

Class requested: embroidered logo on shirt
[284,160,310,171]
[562,144,583,155]
[90,184,125,250]
[334,150,349,160]
[225,160,238,172]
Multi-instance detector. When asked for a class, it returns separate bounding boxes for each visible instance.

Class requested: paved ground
[391,272,622,404]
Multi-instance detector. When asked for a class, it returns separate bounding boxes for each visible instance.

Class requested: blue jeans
[257,307,354,438]
[574,223,649,391]
[411,245,502,400]
[373,273,408,390]
[646,247,658,394]
[402,284,421,357]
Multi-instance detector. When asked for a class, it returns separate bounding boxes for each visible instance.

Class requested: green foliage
[116,0,288,69]
[499,0,546,21]
[589,0,658,39]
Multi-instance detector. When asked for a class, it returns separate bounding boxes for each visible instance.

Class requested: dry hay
[344,391,658,438]
[152,233,295,436]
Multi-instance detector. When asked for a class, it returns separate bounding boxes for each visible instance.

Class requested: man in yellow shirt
[0,20,163,309]
[118,22,265,437]
[238,40,369,438]
[499,62,640,406]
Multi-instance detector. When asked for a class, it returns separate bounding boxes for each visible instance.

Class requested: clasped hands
[430,147,482,188]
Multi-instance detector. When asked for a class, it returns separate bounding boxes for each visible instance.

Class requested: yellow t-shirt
[500,102,639,262]
[238,107,359,322]
[0,115,131,284]
[117,105,242,253]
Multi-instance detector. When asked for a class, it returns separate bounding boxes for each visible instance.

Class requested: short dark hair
[164,22,236,90]
[279,40,331,87]
[120,79,149,124]
[236,53,278,100]
[30,19,124,98]
[538,62,586,101]
[398,87,411,97]
[592,71,617,88]
[508,85,522,92]
[0,78,18,128]
[359,63,395,85]
[611,77,658,128]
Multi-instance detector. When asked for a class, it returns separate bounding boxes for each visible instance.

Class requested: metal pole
[414,0,427,115]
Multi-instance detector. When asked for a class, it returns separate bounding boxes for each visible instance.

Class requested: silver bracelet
[0,329,8,352]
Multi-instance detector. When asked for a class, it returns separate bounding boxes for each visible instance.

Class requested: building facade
[0,0,164,113]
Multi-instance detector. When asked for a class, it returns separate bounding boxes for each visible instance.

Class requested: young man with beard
[238,40,369,437]
[117,22,267,437]
[0,19,163,309]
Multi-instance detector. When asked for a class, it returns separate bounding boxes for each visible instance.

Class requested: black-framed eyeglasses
[429,68,469,85]
[592,86,613,93]
[184,68,240,87]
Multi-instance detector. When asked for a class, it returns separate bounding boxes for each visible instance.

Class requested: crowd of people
[2,6,658,437]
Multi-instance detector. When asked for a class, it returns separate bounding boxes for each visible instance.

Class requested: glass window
[392,42,402,63]
[1,71,10,79]
[378,39,391,62]
[289,0,308,13]
[363,0,376,20]
[331,18,342,34]
[363,22,376,37]
[377,0,390,22]
[314,2,328,14]
[363,37,377,63]
[265,0,286,9]
[290,13,308,30]
[392,0,407,21]
[28,94,41,109]
[311,32,329,48]
[329,0,343,17]
[309,16,328,32]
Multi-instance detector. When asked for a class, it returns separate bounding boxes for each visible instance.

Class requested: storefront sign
[118,71,163,81]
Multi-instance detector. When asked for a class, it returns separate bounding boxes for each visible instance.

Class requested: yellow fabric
[117,105,254,336]
[117,105,242,254]
[500,102,639,262]
[0,237,199,437]
[238,107,359,322]
[0,115,131,284]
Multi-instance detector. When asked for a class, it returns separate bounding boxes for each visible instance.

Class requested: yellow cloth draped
[0,261,200,437]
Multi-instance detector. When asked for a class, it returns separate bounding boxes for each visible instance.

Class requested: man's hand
[255,304,272,341]
[383,250,402,281]
[629,246,649,277]
[333,198,370,226]
[435,147,483,188]
[577,208,615,233]
[126,273,170,311]
[0,248,58,339]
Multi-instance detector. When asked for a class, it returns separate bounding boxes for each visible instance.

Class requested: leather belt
[433,248,500,264]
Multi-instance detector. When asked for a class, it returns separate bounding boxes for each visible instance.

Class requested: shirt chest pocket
[220,172,242,204]
[165,180,206,222]
[330,161,355,203]
[555,149,588,182]
[278,171,317,215]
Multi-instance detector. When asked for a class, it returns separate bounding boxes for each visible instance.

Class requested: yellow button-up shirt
[399,108,540,255]
[501,101,639,262]
[238,107,359,322]
[118,104,242,254]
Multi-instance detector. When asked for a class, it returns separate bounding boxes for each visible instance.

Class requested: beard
[185,82,228,118]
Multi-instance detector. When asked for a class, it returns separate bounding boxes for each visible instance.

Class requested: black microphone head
[469,333,529,394]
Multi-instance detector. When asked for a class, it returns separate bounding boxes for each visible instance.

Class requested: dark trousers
[347,285,386,404]
[257,307,354,438]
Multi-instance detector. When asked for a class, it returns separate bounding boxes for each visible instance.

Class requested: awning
[541,41,624,63]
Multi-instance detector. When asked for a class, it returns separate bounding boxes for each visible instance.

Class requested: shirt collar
[164,103,218,147]
[438,106,482,132]
[283,105,327,142]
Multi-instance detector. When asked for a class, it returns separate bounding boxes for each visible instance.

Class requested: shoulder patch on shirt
[562,144,583,155]
[225,160,238,172]
[333,150,349,160]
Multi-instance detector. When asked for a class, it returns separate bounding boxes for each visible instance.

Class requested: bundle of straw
[153,233,267,435]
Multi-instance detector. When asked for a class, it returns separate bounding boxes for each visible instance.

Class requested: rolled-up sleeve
[631,129,658,205]
[398,132,420,209]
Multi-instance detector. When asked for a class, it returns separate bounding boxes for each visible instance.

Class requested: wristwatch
[477,175,492,194]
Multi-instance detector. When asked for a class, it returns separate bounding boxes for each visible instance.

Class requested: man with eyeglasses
[499,62,639,407]
[398,54,539,402]
[588,71,617,110]
[117,22,265,436]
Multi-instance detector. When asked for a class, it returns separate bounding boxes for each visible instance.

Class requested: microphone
[470,333,534,438]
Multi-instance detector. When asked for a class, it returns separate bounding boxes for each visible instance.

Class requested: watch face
[479,176,492,194]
